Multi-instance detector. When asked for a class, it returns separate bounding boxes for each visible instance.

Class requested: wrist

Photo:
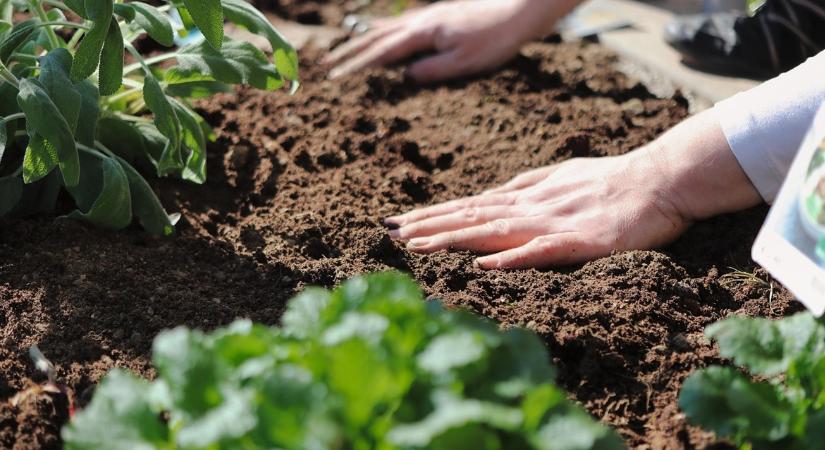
[636,111,763,222]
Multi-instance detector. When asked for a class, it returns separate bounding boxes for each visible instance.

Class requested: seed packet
[753,104,825,315]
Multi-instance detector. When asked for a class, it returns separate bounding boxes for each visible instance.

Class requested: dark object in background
[665,0,825,78]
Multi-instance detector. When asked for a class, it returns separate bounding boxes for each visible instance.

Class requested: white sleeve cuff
[713,51,825,204]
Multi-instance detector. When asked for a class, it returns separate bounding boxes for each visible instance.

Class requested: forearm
[637,110,763,222]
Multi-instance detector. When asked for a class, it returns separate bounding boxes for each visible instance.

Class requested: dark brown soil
[0,38,798,450]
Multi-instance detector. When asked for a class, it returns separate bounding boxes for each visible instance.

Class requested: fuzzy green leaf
[75,81,100,147]
[98,19,123,96]
[131,2,174,47]
[116,2,174,47]
[66,154,132,230]
[170,99,206,184]
[114,155,177,236]
[63,0,88,18]
[221,0,298,80]
[17,78,79,186]
[142,77,181,174]
[181,0,223,49]
[70,0,113,82]
[0,19,38,63]
[164,80,231,99]
[38,49,81,132]
[165,38,283,90]
[22,134,58,183]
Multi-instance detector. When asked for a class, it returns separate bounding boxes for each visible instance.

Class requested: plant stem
[124,43,157,79]
[0,60,19,89]
[1,112,25,123]
[106,86,142,104]
[35,20,90,30]
[114,112,152,123]
[29,0,62,50]
[66,21,87,50]
[123,52,178,75]
[77,142,109,160]
[10,53,39,63]
[122,77,143,89]
[42,0,69,10]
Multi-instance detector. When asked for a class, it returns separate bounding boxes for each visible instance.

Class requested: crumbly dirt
[0,36,798,450]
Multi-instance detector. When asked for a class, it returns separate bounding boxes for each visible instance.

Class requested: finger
[406,48,468,83]
[390,205,528,241]
[329,28,433,79]
[385,192,518,227]
[475,232,586,269]
[322,24,399,65]
[483,166,557,194]
[405,217,550,254]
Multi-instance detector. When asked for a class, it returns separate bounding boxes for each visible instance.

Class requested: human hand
[385,151,690,269]
[384,111,763,270]
[323,0,576,83]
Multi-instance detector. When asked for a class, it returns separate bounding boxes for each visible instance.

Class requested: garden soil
[0,27,798,450]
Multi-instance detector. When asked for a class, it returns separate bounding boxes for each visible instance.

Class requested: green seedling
[0,0,297,235]
[680,312,825,450]
[63,272,625,450]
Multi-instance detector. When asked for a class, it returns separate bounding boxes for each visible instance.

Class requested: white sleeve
[714,51,825,203]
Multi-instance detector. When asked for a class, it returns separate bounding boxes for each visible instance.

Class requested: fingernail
[407,238,429,248]
[388,229,401,239]
[474,257,493,270]
[329,67,344,79]
[383,218,401,230]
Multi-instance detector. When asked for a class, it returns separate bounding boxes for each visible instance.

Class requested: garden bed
[0,11,798,450]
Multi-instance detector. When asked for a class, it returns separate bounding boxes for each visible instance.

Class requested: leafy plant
[0,0,297,235]
[680,312,825,450]
[63,272,624,450]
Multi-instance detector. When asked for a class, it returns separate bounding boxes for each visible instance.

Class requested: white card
[753,104,825,316]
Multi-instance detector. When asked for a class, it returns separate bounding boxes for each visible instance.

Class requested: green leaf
[0,173,23,216]
[37,49,81,132]
[76,81,100,147]
[166,38,283,90]
[63,0,88,18]
[0,19,38,63]
[533,414,625,450]
[281,288,331,339]
[0,20,12,35]
[707,313,825,377]
[388,391,523,446]
[62,370,169,450]
[115,155,177,236]
[98,18,123,96]
[221,0,298,80]
[165,80,231,99]
[0,118,9,165]
[17,79,79,186]
[142,77,181,174]
[680,366,793,442]
[181,0,223,49]
[22,134,58,183]
[112,3,134,21]
[418,331,487,374]
[169,99,206,183]
[97,117,146,165]
[130,2,174,47]
[70,0,113,82]
[66,153,132,230]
